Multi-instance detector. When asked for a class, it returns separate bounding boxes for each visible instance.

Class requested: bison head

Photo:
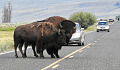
[56,29,66,46]
[59,20,76,44]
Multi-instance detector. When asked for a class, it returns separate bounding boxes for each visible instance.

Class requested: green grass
[0,27,15,31]
[85,23,97,33]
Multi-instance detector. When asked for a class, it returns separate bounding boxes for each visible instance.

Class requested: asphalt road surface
[0,21,120,70]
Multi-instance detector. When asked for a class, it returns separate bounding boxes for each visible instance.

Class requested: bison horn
[59,23,63,28]
[73,27,76,29]
[58,29,61,35]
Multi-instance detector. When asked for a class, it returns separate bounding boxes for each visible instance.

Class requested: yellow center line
[52,64,59,69]
[41,43,91,70]
[78,50,83,52]
[92,43,95,45]
[98,39,100,40]
[69,56,74,58]
[94,41,97,42]
[87,46,90,48]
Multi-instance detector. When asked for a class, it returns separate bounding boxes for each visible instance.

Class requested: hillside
[0,0,120,23]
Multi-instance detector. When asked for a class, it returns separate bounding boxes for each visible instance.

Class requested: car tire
[78,43,82,46]
[97,30,99,32]
[82,42,84,46]
[107,29,110,32]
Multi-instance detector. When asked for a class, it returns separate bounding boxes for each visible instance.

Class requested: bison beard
[14,22,66,58]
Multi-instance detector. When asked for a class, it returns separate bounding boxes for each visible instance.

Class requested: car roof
[99,21,107,22]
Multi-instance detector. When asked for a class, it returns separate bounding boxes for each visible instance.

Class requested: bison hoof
[56,56,60,58]
[22,55,27,58]
[34,54,38,57]
[15,55,19,58]
[40,57,44,59]
[51,55,55,58]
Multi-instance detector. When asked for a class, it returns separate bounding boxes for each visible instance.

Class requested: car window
[98,22,108,25]
[76,23,81,32]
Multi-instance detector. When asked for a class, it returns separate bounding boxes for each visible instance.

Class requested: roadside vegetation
[0,23,27,53]
[69,11,97,29]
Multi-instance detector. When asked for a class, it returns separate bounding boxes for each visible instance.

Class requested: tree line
[2,2,12,23]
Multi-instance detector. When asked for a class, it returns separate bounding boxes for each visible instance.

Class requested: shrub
[69,12,97,29]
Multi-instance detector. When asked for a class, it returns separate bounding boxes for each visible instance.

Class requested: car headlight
[97,26,100,29]
[105,26,109,29]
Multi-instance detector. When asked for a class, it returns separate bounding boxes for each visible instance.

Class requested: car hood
[71,32,81,39]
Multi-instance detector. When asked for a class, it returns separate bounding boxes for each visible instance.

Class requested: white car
[97,21,110,32]
[69,22,85,46]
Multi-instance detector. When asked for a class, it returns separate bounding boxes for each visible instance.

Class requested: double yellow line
[41,43,91,70]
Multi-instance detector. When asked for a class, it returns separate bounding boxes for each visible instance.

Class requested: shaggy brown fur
[14,22,66,58]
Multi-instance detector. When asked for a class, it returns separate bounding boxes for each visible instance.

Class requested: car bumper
[69,39,81,44]
[97,29,109,31]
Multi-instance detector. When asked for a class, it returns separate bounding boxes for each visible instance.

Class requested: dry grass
[0,31,14,52]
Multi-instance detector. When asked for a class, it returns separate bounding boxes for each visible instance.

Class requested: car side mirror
[81,28,84,31]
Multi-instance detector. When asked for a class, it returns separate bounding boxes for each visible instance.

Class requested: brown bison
[14,22,66,58]
[35,16,76,58]
[36,16,76,44]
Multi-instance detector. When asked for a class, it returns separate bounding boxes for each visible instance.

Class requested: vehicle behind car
[108,19,114,22]
[97,21,110,32]
[69,22,85,46]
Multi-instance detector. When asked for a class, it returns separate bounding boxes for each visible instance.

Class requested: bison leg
[53,49,60,58]
[47,49,55,58]
[19,41,26,58]
[24,43,28,58]
[32,44,38,57]
[14,43,19,58]
[36,40,44,58]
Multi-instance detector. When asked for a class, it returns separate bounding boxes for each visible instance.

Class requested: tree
[69,12,97,29]
[2,2,12,23]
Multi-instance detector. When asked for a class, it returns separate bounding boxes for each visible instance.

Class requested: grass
[0,31,14,52]
[0,23,27,53]
[0,27,15,31]
[84,23,97,33]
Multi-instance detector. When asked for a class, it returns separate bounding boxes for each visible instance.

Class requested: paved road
[0,21,120,70]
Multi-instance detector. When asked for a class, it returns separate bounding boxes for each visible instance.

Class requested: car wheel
[107,29,110,32]
[82,42,84,46]
[97,30,99,32]
[78,43,82,46]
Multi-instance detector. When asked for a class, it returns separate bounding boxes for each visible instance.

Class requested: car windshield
[76,23,81,32]
[109,19,112,20]
[98,22,108,25]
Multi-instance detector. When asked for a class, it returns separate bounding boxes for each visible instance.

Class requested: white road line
[0,50,14,55]
[0,47,31,55]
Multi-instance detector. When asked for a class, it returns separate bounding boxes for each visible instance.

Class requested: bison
[34,16,76,58]
[36,16,76,44]
[14,22,66,58]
